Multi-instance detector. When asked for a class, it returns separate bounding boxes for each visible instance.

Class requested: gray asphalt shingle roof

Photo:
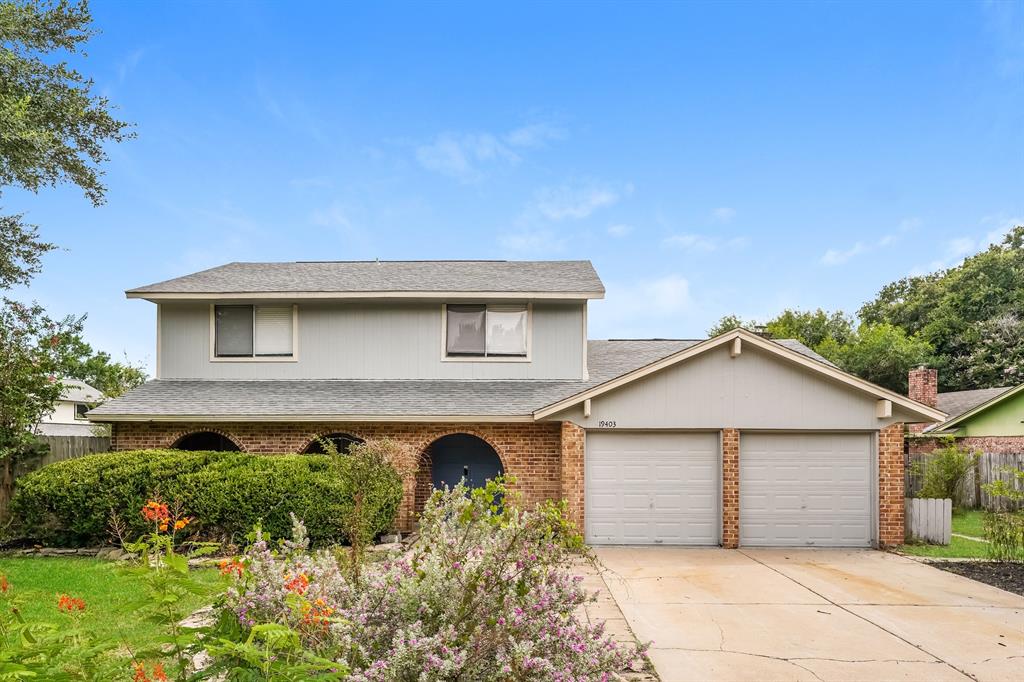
[89,338,830,420]
[127,261,605,296]
[934,386,1014,424]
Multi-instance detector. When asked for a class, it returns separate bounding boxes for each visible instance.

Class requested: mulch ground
[929,560,1024,596]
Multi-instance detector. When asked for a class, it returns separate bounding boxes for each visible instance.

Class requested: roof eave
[125,290,605,301]
[87,413,536,423]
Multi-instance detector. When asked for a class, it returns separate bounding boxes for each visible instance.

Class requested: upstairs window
[214,305,295,358]
[74,403,90,420]
[445,304,528,358]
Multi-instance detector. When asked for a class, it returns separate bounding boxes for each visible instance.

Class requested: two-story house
[88,260,944,548]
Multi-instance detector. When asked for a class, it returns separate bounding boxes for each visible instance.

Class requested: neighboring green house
[929,384,1024,437]
[908,367,1024,452]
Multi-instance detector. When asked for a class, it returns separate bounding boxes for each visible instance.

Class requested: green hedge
[10,450,403,547]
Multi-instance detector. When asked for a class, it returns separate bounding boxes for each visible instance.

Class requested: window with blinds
[445,304,528,358]
[214,305,294,358]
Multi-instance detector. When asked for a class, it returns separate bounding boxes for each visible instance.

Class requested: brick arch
[413,429,508,515]
[296,429,368,455]
[167,428,244,452]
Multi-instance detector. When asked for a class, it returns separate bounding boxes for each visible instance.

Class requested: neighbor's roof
[126,261,605,299]
[927,384,1022,433]
[59,379,103,403]
[87,337,876,422]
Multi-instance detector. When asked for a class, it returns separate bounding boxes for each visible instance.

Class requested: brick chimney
[908,366,938,408]
[908,366,938,433]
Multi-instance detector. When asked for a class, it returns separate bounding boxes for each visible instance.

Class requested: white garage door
[586,431,719,545]
[740,433,873,547]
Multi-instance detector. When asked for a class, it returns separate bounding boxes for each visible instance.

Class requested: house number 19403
[598,420,617,428]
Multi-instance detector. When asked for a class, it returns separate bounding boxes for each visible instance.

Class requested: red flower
[141,500,171,530]
[57,593,86,612]
[151,662,168,682]
[132,662,150,682]
[0,574,9,594]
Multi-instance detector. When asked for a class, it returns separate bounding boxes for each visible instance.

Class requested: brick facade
[908,434,1024,456]
[721,428,740,548]
[907,367,938,433]
[112,420,910,548]
[559,421,585,531]
[112,420,562,532]
[878,422,905,547]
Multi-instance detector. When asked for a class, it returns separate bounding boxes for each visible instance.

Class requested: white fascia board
[533,328,949,423]
[87,413,535,423]
[126,291,605,301]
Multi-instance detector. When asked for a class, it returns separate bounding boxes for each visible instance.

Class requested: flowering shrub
[208,478,647,679]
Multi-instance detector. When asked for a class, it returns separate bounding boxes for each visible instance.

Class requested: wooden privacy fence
[905,498,952,544]
[905,452,1024,511]
[13,435,110,478]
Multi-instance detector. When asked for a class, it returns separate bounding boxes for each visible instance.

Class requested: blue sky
[8,1,1023,374]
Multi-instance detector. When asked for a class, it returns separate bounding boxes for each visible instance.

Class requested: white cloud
[504,122,566,148]
[662,232,748,252]
[589,274,695,338]
[415,122,565,183]
[819,218,920,266]
[821,242,867,266]
[980,214,1024,246]
[711,207,736,223]
[532,183,625,221]
[415,132,518,183]
[498,230,567,255]
[607,223,633,237]
[663,233,717,252]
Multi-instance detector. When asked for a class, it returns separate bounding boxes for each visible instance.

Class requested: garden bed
[928,560,1024,597]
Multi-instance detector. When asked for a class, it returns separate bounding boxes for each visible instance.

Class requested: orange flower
[219,558,244,577]
[141,500,170,524]
[173,516,192,531]
[0,574,9,594]
[132,662,150,682]
[57,593,86,612]
[151,662,168,682]
[284,572,310,595]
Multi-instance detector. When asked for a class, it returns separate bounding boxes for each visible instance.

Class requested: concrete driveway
[594,547,1024,682]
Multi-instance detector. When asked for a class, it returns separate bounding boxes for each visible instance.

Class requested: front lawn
[0,555,221,651]
[900,508,993,559]
[900,534,990,559]
[952,509,986,538]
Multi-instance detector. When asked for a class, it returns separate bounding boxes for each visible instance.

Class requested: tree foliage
[860,226,1024,390]
[62,335,147,397]
[1,0,133,204]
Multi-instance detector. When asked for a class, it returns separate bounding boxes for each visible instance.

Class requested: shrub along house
[88,260,945,547]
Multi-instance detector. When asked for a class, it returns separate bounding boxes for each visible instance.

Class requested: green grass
[900,534,990,559]
[0,556,222,650]
[952,508,986,538]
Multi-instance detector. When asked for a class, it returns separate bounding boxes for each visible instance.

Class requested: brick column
[560,421,586,532]
[878,422,905,547]
[721,428,740,549]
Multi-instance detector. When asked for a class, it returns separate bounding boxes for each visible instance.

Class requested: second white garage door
[586,431,719,545]
[740,432,873,547]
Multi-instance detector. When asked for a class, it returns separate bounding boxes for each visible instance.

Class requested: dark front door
[429,433,504,490]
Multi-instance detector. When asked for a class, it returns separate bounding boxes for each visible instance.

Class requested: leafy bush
[914,437,979,505]
[983,467,1024,562]
[209,478,647,679]
[11,447,403,547]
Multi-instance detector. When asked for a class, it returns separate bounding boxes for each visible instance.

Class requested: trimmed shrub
[10,449,403,547]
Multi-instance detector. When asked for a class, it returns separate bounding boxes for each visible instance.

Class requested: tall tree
[860,226,1024,390]
[0,0,133,516]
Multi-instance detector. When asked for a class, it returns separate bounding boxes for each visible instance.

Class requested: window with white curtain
[214,305,294,358]
[445,304,528,358]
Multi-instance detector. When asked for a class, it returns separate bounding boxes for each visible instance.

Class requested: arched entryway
[302,433,364,455]
[416,433,504,512]
[171,431,240,452]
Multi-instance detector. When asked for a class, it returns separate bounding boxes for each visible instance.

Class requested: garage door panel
[741,433,872,548]
[586,432,719,545]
